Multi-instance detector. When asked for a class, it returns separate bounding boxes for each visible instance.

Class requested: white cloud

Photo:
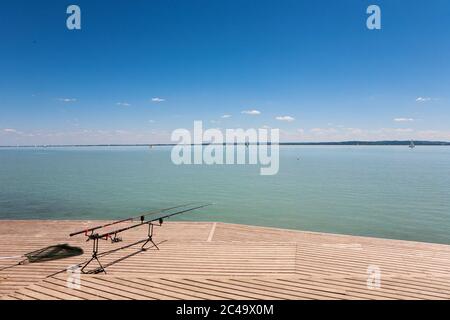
[1,128,24,136]
[148,120,155,123]
[276,126,426,142]
[310,127,339,135]
[391,128,414,133]
[241,110,261,115]
[345,127,364,135]
[416,97,431,102]
[4,126,450,145]
[221,114,231,118]
[0,128,176,145]
[116,102,131,107]
[151,97,165,102]
[58,98,77,102]
[394,118,414,122]
[415,130,450,140]
[275,115,295,122]
[114,130,130,135]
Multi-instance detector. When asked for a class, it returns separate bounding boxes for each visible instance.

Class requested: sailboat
[409,140,415,149]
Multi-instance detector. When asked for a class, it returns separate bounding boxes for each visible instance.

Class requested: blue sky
[0,0,449,144]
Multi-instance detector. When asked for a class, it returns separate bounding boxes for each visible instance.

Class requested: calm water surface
[0,146,449,244]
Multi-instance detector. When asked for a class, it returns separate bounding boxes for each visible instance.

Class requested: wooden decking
[1,220,449,300]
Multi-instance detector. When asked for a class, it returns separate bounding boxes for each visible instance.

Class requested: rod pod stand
[81,235,106,274]
[141,222,160,251]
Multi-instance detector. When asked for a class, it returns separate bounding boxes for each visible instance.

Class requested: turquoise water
[0,146,449,244]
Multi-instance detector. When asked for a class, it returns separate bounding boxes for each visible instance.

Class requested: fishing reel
[140,215,163,225]
[110,234,122,243]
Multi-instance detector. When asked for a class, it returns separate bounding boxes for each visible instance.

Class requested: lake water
[0,146,449,244]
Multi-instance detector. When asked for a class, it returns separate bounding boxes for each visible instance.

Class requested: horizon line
[1,140,450,148]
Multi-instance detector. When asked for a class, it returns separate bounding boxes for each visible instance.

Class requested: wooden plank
[1,220,450,300]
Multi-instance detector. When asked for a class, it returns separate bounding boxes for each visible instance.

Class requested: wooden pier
[1,220,449,300]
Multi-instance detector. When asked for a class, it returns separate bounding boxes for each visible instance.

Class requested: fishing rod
[2,203,212,275]
[69,202,199,237]
[95,203,212,240]
[70,202,213,274]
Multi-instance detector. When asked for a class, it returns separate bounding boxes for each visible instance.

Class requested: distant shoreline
[1,141,450,148]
